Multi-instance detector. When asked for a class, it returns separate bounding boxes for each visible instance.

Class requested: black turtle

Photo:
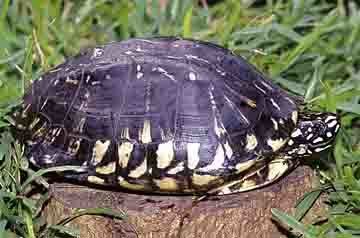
[13,37,340,195]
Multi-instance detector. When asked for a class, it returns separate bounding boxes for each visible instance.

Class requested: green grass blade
[271,11,338,76]
[22,36,34,95]
[271,208,318,238]
[46,225,80,238]
[294,189,322,221]
[182,6,193,38]
[24,208,36,238]
[333,214,360,230]
[220,3,241,45]
[0,0,10,33]
[57,207,127,226]
[20,166,85,193]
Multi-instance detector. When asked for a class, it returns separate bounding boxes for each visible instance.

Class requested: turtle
[13,37,340,195]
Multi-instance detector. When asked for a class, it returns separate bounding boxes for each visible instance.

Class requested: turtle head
[284,112,340,158]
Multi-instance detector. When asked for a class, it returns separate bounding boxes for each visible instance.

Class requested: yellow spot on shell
[192,174,218,186]
[118,179,146,191]
[267,138,286,152]
[214,117,227,137]
[167,162,185,174]
[270,118,278,130]
[128,158,147,178]
[224,141,233,158]
[96,161,116,174]
[88,176,105,184]
[187,142,201,169]
[154,177,178,191]
[267,159,289,181]
[246,99,257,108]
[156,140,174,169]
[198,144,225,172]
[140,119,152,143]
[189,71,196,81]
[121,127,130,139]
[240,180,257,189]
[118,142,134,168]
[235,159,257,173]
[292,111,298,124]
[245,134,258,151]
[69,139,81,154]
[92,140,111,165]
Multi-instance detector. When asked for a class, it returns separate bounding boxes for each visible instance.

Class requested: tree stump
[43,166,325,238]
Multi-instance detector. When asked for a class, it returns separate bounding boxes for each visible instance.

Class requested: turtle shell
[15,37,299,194]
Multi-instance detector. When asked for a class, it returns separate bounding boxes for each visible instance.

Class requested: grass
[0,0,359,237]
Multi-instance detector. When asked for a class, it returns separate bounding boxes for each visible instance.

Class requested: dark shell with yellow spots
[14,37,332,195]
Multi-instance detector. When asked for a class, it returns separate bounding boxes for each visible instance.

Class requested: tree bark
[43,166,325,238]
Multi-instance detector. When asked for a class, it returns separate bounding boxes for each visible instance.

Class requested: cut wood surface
[43,166,325,238]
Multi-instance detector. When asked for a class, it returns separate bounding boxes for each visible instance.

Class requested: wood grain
[43,166,325,238]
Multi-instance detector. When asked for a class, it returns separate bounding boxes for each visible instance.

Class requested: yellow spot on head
[96,161,116,174]
[21,104,31,117]
[92,140,111,165]
[22,103,31,111]
[154,177,179,191]
[26,140,36,146]
[118,142,134,168]
[128,158,147,178]
[88,176,105,184]
[29,117,41,130]
[192,174,218,186]
[245,134,258,151]
[16,124,26,130]
[55,128,62,136]
[33,124,48,137]
[156,140,174,169]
